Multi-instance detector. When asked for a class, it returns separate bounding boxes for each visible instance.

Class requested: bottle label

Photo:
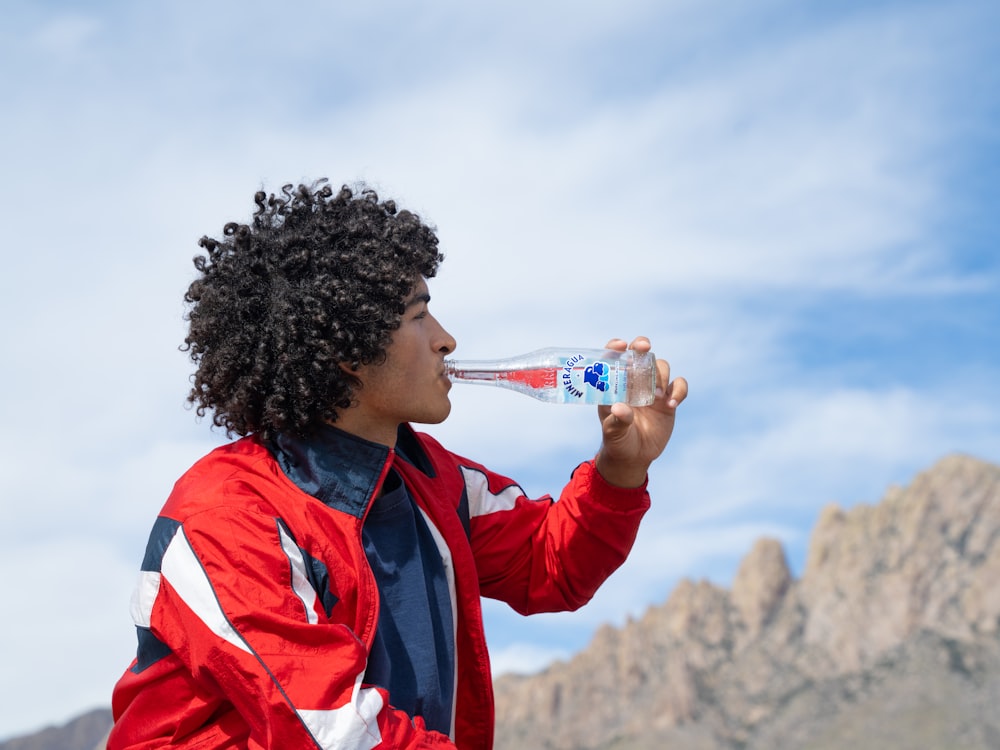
[560,353,623,403]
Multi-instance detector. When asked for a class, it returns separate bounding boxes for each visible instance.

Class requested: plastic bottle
[444,347,656,406]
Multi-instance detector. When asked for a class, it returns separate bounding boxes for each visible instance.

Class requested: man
[107,180,688,749]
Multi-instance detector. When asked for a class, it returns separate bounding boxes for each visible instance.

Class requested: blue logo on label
[584,362,610,392]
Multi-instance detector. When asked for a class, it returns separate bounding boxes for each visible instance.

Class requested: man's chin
[415,401,452,426]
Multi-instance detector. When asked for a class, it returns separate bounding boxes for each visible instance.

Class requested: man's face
[343,278,457,445]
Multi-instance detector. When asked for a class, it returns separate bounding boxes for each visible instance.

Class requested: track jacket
[108,424,650,749]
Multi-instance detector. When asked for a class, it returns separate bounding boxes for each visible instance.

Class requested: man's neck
[327,411,399,450]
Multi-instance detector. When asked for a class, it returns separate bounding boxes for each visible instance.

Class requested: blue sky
[1,0,998,740]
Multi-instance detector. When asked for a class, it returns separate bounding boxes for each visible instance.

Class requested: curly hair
[182,180,443,438]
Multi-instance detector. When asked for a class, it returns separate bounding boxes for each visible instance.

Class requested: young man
[107,181,687,750]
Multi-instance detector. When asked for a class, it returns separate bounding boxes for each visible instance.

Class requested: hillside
[0,710,111,750]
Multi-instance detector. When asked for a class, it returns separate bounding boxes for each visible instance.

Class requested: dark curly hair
[182,179,443,438]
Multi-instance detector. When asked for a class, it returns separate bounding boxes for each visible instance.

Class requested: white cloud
[652,382,1000,528]
[489,641,573,678]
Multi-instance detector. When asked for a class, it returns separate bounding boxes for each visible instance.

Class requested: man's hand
[594,336,688,488]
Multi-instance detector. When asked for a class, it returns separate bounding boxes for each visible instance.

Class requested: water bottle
[444,347,656,406]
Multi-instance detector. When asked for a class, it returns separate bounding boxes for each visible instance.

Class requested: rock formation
[492,454,1000,749]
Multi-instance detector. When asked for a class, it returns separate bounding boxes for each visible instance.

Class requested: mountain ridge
[492,452,1000,749]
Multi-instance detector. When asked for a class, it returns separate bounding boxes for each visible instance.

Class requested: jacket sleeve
[456,454,651,615]
[129,507,456,750]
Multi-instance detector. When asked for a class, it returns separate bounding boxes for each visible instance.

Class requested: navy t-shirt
[361,469,455,734]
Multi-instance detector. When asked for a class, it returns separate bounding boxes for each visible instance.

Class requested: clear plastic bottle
[444,347,656,406]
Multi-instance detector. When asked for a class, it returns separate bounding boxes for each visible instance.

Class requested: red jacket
[109,425,649,749]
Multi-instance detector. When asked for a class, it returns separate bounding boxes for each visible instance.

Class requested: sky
[1,0,998,740]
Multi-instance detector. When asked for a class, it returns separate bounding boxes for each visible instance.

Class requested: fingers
[650,356,687,409]
[602,336,651,353]
[663,374,688,409]
[671,375,689,405]
[628,336,651,353]
[654,358,669,400]
[601,337,686,409]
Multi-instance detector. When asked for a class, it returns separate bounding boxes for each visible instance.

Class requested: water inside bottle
[500,368,558,390]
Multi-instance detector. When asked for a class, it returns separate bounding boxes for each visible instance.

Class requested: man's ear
[338,361,361,375]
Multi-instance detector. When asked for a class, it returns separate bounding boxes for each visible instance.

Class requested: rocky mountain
[492,453,1000,749]
[7,454,998,750]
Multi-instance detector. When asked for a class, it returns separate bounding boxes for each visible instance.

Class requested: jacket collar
[268,423,434,518]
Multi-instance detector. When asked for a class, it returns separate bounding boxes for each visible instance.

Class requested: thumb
[600,402,635,441]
